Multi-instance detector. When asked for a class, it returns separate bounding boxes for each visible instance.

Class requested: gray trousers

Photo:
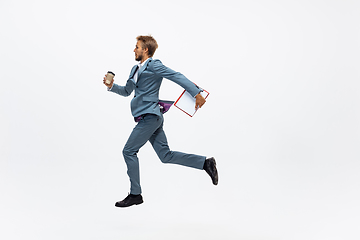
[122,114,206,194]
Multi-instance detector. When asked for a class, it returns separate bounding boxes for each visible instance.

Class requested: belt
[134,114,145,122]
[134,113,154,122]
[134,101,174,122]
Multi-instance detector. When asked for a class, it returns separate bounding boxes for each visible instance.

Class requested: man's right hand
[103,74,114,89]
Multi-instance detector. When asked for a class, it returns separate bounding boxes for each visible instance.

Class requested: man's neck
[140,56,149,64]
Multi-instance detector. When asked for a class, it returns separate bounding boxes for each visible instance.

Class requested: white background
[1,0,359,239]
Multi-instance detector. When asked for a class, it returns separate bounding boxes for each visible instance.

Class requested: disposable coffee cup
[106,71,115,84]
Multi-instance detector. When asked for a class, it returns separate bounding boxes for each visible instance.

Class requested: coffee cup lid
[107,71,115,76]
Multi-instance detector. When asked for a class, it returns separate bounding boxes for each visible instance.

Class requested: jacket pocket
[142,96,159,102]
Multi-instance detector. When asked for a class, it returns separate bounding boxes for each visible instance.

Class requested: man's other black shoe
[115,194,143,208]
[203,157,218,185]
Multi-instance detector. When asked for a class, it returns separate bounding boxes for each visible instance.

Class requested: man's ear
[144,48,149,55]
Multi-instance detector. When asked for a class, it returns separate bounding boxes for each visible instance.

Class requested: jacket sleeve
[150,59,201,97]
[109,79,135,97]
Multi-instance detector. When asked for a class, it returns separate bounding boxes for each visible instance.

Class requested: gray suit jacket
[110,58,201,118]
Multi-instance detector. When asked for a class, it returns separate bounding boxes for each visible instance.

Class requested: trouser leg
[149,118,206,170]
[123,114,162,195]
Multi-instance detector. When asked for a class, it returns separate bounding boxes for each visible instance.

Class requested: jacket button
[136,86,138,88]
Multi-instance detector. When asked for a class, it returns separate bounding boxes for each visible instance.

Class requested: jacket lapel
[130,65,139,78]
[137,58,152,80]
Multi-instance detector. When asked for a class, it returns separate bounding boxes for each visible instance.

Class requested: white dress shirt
[133,58,149,84]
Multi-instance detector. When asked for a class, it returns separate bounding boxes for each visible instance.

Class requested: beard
[135,53,143,62]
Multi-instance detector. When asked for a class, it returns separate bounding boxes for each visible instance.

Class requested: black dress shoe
[203,157,218,185]
[115,194,143,208]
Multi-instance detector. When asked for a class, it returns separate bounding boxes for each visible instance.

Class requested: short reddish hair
[136,35,158,57]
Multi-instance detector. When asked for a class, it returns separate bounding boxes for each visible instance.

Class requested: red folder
[174,89,209,117]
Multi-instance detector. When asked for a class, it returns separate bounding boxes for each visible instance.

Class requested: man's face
[134,41,147,62]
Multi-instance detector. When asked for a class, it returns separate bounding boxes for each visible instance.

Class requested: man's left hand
[195,93,206,110]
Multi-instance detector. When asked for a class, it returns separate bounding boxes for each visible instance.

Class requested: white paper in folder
[174,89,209,117]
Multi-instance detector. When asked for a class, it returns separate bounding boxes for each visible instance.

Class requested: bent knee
[122,147,137,157]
